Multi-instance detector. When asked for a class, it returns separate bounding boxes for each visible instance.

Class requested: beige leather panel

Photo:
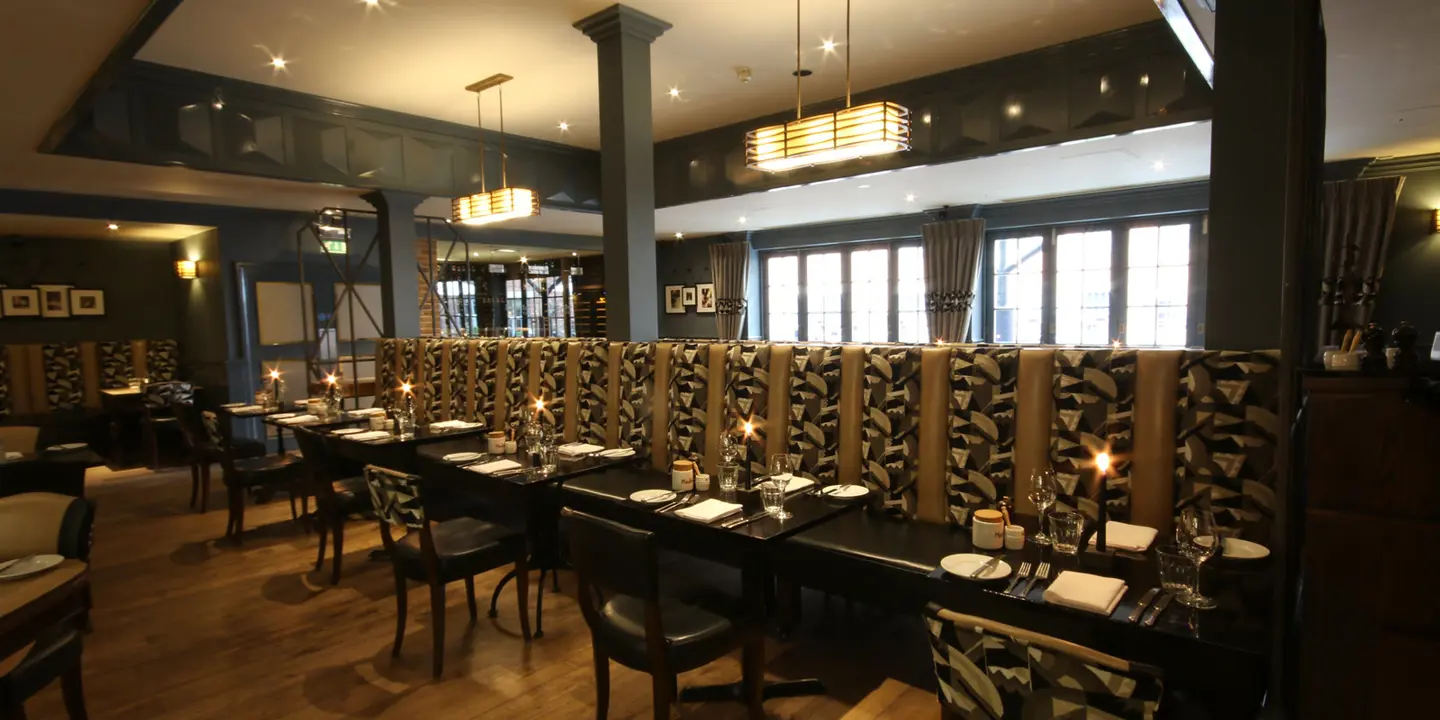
[704,344,727,476]
[606,343,623,449]
[768,345,794,464]
[0,426,39,455]
[0,492,74,558]
[131,340,149,383]
[838,346,865,487]
[564,341,581,443]
[495,339,512,432]
[1132,350,1181,535]
[18,346,43,415]
[651,343,672,471]
[916,347,950,525]
[1013,349,1056,515]
[79,342,100,410]
[527,340,542,403]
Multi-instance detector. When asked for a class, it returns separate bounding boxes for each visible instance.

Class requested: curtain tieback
[925,290,974,313]
[716,298,748,315]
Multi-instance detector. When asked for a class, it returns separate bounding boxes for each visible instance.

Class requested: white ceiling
[138,0,1160,150]
[1323,0,1440,159]
[0,213,213,242]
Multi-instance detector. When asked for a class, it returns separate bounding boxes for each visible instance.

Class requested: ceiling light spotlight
[1152,160,1166,171]
[472,251,480,257]
[519,255,528,264]
[362,0,380,6]
[858,184,871,189]
[821,39,837,53]
[921,112,931,125]
[1139,73,1150,87]
[498,248,515,253]
[904,193,916,203]
[668,87,681,99]
[675,232,685,240]
[107,223,119,231]
[270,56,287,70]
[557,121,569,132]
[572,252,578,257]
[1005,101,1023,119]
[737,216,747,225]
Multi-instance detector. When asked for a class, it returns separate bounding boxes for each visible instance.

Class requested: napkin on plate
[1042,571,1128,616]
[469,459,522,475]
[430,420,483,430]
[345,430,392,442]
[351,407,387,417]
[231,405,265,414]
[675,498,744,524]
[558,442,604,457]
[269,412,298,420]
[2,451,20,461]
[1087,521,1159,553]
[276,415,317,425]
[598,447,636,459]
[756,475,814,494]
[219,402,245,409]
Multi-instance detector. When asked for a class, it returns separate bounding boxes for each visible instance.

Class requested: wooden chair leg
[391,567,407,657]
[314,515,329,571]
[593,646,610,720]
[199,463,211,514]
[650,672,673,720]
[330,516,344,586]
[189,462,200,509]
[61,661,88,720]
[464,576,478,622]
[428,580,446,679]
[288,492,298,521]
[515,558,532,642]
[234,485,246,541]
[742,632,765,719]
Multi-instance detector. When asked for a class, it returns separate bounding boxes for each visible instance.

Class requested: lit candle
[325,373,337,386]
[535,398,546,425]
[1094,451,1110,552]
[400,382,412,396]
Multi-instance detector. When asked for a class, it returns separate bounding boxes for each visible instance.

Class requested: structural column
[575,4,672,342]
[362,189,426,338]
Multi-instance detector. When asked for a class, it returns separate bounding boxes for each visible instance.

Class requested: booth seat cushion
[777,511,962,613]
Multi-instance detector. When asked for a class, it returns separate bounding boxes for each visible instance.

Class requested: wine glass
[766,454,793,520]
[1028,469,1058,545]
[1177,506,1220,609]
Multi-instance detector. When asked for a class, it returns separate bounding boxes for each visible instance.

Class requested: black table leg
[275,427,286,456]
[488,569,518,618]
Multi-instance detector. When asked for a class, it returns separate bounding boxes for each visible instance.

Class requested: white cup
[695,473,711,491]
[971,510,1005,551]
[1004,525,1025,551]
[368,416,388,432]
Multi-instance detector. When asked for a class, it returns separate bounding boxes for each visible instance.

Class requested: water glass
[538,441,558,474]
[1050,510,1083,555]
[1156,545,1195,594]
[718,462,741,492]
[766,454,793,520]
[1028,468,1058,545]
[1177,507,1220,609]
[760,482,786,518]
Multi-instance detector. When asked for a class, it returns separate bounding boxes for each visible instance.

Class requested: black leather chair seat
[229,439,267,460]
[596,594,739,672]
[393,517,526,582]
[332,476,373,513]
[778,511,962,613]
[234,454,304,475]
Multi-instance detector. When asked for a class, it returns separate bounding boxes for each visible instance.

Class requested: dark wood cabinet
[1299,376,1440,719]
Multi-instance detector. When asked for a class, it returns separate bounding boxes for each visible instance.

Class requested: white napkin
[231,405,265,414]
[469,459,522,475]
[757,475,814,494]
[558,442,604,457]
[1088,521,1159,553]
[430,420,483,430]
[1043,571,1128,616]
[2,451,20,461]
[345,430,392,442]
[598,447,635,458]
[219,402,245,408]
[351,407,387,417]
[276,415,317,425]
[675,498,743,524]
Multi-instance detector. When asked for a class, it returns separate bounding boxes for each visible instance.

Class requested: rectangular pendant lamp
[453,187,539,226]
[746,101,911,173]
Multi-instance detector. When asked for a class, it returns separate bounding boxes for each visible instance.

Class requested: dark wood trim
[38,0,186,154]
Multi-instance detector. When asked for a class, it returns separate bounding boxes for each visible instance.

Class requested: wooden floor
[20,465,941,719]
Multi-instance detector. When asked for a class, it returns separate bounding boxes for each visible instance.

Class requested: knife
[1127,587,1161,623]
[1142,592,1174,627]
[970,555,1004,579]
[722,510,772,529]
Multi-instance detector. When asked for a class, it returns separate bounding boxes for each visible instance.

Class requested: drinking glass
[720,433,741,465]
[760,481,786,518]
[718,462,741,492]
[1156,545,1195,595]
[1028,468,1058,545]
[765,454,793,520]
[1050,510,1083,555]
[1177,507,1219,609]
[538,441,558,475]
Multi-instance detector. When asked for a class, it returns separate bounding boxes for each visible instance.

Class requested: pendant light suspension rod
[845,0,852,107]
[475,92,486,192]
[499,84,508,187]
[795,0,802,120]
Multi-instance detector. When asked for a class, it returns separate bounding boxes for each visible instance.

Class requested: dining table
[327,422,492,474]
[0,560,89,670]
[215,403,295,456]
[415,440,643,637]
[0,445,107,498]
[560,470,867,711]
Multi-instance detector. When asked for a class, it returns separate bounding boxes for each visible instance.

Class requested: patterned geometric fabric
[397,339,421,387]
[1175,350,1281,537]
[201,410,223,446]
[474,340,499,425]
[97,341,133,389]
[505,340,529,428]
[576,340,609,446]
[147,339,180,382]
[788,345,842,483]
[421,339,445,423]
[446,339,469,420]
[363,465,427,530]
[619,342,656,456]
[861,347,922,520]
[42,343,84,412]
[947,348,1019,527]
[1051,349,1137,522]
[0,345,9,421]
[143,381,194,409]
[923,604,1164,719]
[376,339,397,404]
[724,343,770,478]
[537,339,568,429]
[667,342,710,465]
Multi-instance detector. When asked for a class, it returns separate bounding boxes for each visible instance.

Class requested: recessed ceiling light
[362,0,379,6]
[107,223,119,231]
[270,57,288,70]
[558,121,569,132]
[1005,102,1023,119]
[472,251,479,257]
[497,249,515,253]
[821,39,837,53]
[668,87,681,98]
[737,216,747,225]
[1152,160,1166,171]
[858,184,871,189]
[904,194,916,203]
[675,232,685,239]
[572,252,578,257]
[1139,74,1150,87]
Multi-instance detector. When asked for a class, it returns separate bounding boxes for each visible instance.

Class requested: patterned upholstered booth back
[374,338,1281,540]
[363,465,427,530]
[923,603,1164,719]
[0,339,182,419]
[143,381,195,409]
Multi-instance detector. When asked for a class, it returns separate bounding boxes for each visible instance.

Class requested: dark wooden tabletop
[261,411,371,431]
[416,439,639,487]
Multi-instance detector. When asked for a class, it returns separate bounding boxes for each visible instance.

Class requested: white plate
[629,489,676,505]
[820,484,869,498]
[443,452,483,463]
[599,448,636,459]
[0,554,64,582]
[331,428,364,436]
[219,402,245,409]
[46,443,88,452]
[1198,536,1271,560]
[939,553,1012,581]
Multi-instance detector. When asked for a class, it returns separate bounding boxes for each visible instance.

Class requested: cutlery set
[993,560,1174,625]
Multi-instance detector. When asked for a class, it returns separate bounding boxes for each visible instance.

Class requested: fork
[1018,561,1050,599]
[1003,562,1032,595]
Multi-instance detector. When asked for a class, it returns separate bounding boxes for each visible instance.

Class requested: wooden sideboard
[1299,375,1440,718]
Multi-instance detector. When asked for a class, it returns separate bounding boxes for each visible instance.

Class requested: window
[485,265,581,339]
[849,247,890,342]
[504,279,524,336]
[1125,223,1190,347]
[1054,229,1112,345]
[761,240,931,343]
[991,235,1044,344]
[765,255,801,342]
[896,246,928,343]
[806,253,843,342]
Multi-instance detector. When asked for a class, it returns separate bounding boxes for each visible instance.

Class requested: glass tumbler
[1156,545,1195,595]
[1050,511,1084,555]
[760,482,786,517]
[539,441,558,474]
[718,462,741,492]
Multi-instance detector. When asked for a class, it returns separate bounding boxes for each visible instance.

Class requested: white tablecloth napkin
[676,498,743,524]
[1042,571,1128,616]
[757,475,814,494]
[1087,521,1159,553]
[598,447,635,458]
[558,442,604,457]
[469,459,522,475]
[346,430,392,442]
[276,415,317,425]
[2,452,20,461]
[429,420,479,430]
[231,405,265,414]
[351,407,387,417]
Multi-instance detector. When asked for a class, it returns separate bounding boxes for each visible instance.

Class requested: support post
[362,190,426,339]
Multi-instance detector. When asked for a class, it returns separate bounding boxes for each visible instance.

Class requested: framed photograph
[696,283,716,314]
[2,288,40,317]
[36,285,72,318]
[70,289,106,316]
[682,286,697,306]
[664,285,686,314]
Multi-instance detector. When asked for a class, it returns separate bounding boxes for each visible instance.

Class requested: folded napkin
[558,442,604,457]
[2,451,20,461]
[598,447,635,458]
[269,412,298,420]
[277,414,318,425]
[1042,571,1128,616]
[757,475,815,494]
[231,405,265,414]
[429,420,483,430]
[675,498,744,524]
[351,407,387,417]
[469,459,522,475]
[345,430,392,442]
[219,402,245,409]
[295,398,324,407]
[1087,521,1159,553]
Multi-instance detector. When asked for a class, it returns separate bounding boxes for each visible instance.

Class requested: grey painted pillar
[362,189,426,338]
[575,4,671,342]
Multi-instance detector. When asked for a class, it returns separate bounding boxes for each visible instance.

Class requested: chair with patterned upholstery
[362,465,531,679]
[923,603,1164,719]
[293,427,369,585]
[140,381,193,469]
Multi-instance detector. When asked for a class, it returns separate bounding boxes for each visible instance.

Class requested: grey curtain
[1317,176,1405,348]
[921,218,985,343]
[710,241,750,340]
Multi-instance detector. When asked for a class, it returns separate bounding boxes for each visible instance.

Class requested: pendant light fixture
[452,74,540,226]
[746,0,910,173]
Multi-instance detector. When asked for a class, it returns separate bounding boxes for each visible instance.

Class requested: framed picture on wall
[70,289,106,316]
[36,285,72,318]
[682,286,697,306]
[2,288,40,317]
[696,283,716,314]
[665,285,685,314]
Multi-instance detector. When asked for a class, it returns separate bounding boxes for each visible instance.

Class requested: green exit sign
[322,240,347,255]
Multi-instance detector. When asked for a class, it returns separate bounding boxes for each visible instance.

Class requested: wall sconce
[175,260,198,279]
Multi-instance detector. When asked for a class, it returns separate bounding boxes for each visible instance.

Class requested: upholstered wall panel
[375,338,397,405]
[537,339,568,430]
[474,339,499,427]
[503,339,529,428]
[838,347,866,488]
[576,340,609,446]
[444,339,468,421]
[788,345,844,484]
[130,340,149,383]
[667,342,710,466]
[1051,349,1137,521]
[861,346,922,520]
[946,347,1020,527]
[704,344,728,475]
[1175,350,1281,538]
[42,343,84,412]
[96,341,132,389]
[1132,350,1182,533]
[620,342,656,457]
[917,348,949,524]
[147,339,180,382]
[725,343,770,479]
[1013,349,1056,515]
[563,341,582,442]
[78,342,100,410]
[420,338,444,423]
[768,344,794,477]
[0,345,10,420]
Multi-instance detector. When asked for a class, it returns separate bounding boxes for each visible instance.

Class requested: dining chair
[560,508,761,720]
[292,427,369,585]
[922,603,1164,719]
[140,381,193,469]
[177,407,262,513]
[0,426,40,455]
[202,411,305,541]
[362,465,531,679]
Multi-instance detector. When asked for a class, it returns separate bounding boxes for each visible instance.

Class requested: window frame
[759,238,924,343]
